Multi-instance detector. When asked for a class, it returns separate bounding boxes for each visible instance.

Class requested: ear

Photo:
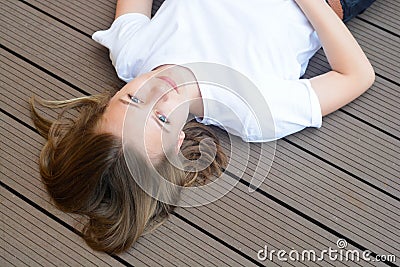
[175,131,185,154]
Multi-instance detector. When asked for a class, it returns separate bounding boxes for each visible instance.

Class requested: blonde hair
[29,92,227,254]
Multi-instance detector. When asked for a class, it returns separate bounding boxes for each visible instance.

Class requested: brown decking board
[0,56,258,267]
[0,113,259,267]
[286,114,399,196]
[217,131,399,259]
[0,46,359,267]
[24,0,400,36]
[1,0,399,266]
[1,0,124,94]
[1,25,395,267]
[3,0,398,196]
[3,1,398,137]
[1,187,124,267]
[23,0,116,34]
[175,179,383,267]
[305,50,400,138]
[358,0,400,37]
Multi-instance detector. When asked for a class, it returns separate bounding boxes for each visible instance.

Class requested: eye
[128,94,143,104]
[156,111,169,124]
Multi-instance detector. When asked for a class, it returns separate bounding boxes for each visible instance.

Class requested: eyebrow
[118,98,170,133]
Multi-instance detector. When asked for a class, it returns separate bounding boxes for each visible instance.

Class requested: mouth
[157,76,179,93]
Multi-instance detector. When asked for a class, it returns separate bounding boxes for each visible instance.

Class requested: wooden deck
[1,0,399,266]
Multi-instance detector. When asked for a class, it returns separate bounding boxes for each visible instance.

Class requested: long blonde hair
[29,92,227,254]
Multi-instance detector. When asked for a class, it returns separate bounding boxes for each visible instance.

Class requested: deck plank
[5,0,399,136]
[1,47,389,267]
[306,18,400,84]
[0,51,259,266]
[1,113,259,267]
[25,0,115,33]
[1,227,57,267]
[1,0,399,266]
[3,100,387,267]
[216,130,400,259]
[305,52,400,137]
[358,0,400,36]
[286,114,399,197]
[1,187,125,267]
[17,1,400,139]
[175,182,385,267]
[0,243,31,267]
[25,0,398,36]
[1,0,124,94]
[0,50,305,267]
[2,0,398,196]
[3,34,396,262]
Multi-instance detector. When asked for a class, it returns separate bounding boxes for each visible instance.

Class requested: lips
[157,76,178,93]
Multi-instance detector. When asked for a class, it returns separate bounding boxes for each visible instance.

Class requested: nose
[147,83,170,103]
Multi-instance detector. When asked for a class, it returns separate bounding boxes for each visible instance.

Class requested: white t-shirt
[92,0,323,142]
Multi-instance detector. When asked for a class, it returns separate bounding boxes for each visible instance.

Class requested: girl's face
[101,66,194,161]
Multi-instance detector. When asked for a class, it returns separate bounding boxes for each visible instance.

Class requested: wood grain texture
[1,0,398,266]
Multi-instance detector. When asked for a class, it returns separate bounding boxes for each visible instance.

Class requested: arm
[295,0,375,116]
[115,0,153,20]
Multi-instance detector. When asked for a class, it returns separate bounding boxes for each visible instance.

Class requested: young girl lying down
[31,0,375,253]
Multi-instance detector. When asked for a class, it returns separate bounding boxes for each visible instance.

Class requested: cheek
[143,123,163,157]
[167,98,189,119]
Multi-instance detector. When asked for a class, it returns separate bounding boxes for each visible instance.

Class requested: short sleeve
[256,78,322,140]
[92,13,150,66]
